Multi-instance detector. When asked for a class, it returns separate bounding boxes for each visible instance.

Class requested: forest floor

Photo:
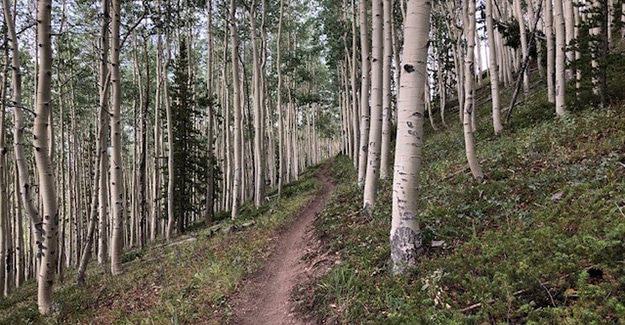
[0,161,330,324]
[229,162,335,325]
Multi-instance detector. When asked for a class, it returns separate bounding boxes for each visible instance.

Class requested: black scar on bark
[390,226,423,273]
[404,64,415,73]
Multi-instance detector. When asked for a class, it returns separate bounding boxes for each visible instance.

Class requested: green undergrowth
[300,102,625,324]
[0,166,322,325]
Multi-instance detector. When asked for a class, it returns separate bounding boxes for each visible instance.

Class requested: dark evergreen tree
[168,37,209,233]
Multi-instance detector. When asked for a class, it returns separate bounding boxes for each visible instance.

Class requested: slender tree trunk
[351,0,359,167]
[486,0,502,134]
[277,0,286,195]
[545,0,555,103]
[564,0,575,80]
[151,29,163,242]
[554,0,566,117]
[380,0,392,179]
[363,0,384,218]
[34,0,59,313]
[230,0,243,219]
[357,0,371,188]
[3,0,44,276]
[78,0,110,284]
[390,0,430,274]
[205,0,215,225]
[250,0,265,208]
[462,0,484,181]
[0,53,7,297]
[110,0,124,276]
[165,29,175,240]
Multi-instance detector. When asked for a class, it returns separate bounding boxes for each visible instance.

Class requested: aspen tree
[165,24,175,240]
[110,0,124,275]
[250,0,265,208]
[462,0,484,181]
[564,0,575,80]
[486,0,502,134]
[2,0,44,275]
[351,0,359,168]
[230,0,243,219]
[380,0,392,179]
[554,0,566,117]
[357,0,371,188]
[151,29,163,241]
[390,0,430,274]
[34,0,59,313]
[545,0,555,103]
[0,54,7,296]
[277,0,286,194]
[363,0,384,218]
[206,0,215,225]
[77,0,110,285]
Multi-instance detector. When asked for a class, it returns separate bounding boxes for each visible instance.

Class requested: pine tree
[168,38,209,233]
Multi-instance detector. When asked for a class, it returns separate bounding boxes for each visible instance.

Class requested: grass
[298,77,625,323]
[0,165,322,325]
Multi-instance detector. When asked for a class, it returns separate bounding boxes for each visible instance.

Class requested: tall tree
[77,0,110,285]
[363,0,384,218]
[169,38,208,234]
[462,0,483,181]
[390,0,430,274]
[230,0,243,219]
[357,0,370,188]
[554,0,566,117]
[545,0,555,103]
[205,0,215,225]
[2,0,44,282]
[34,0,59,313]
[485,0,502,134]
[277,0,286,195]
[250,0,265,208]
[110,0,125,275]
[379,0,392,179]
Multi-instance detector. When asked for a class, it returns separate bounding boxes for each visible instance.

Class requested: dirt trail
[229,164,335,325]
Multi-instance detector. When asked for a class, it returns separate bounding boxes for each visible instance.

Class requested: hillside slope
[299,98,625,323]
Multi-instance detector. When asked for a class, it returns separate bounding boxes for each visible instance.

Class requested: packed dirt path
[229,163,335,325]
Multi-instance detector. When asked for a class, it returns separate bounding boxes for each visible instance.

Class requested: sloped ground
[0,165,325,324]
[298,104,625,324]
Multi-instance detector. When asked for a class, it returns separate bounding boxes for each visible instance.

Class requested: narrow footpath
[229,163,335,325]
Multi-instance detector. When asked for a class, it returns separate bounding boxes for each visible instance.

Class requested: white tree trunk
[363,0,384,218]
[351,0,359,168]
[390,0,430,274]
[380,0,392,179]
[486,0,502,134]
[230,0,243,219]
[357,0,371,188]
[462,0,484,181]
[277,0,286,194]
[34,0,59,313]
[545,0,555,103]
[250,0,265,208]
[554,0,566,117]
[110,0,124,275]
[564,0,575,80]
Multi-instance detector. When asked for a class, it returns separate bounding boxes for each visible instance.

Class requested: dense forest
[0,0,624,323]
